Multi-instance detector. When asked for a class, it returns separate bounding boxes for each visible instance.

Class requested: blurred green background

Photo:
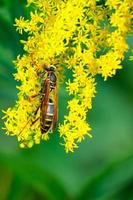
[0,0,133,200]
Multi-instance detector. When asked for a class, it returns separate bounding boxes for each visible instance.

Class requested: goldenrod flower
[3,0,133,152]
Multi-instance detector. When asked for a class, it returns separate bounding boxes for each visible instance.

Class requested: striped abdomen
[40,99,54,133]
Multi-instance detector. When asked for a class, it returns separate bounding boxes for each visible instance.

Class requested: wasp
[40,65,58,133]
[19,65,58,136]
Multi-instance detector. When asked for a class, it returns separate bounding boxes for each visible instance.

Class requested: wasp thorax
[49,73,56,82]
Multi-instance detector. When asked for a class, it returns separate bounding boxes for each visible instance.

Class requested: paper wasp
[19,65,58,136]
[40,65,58,133]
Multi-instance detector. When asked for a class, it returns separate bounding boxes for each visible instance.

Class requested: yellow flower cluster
[3,0,133,152]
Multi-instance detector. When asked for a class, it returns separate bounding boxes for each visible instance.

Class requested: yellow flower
[66,80,79,95]
[3,0,133,152]
[64,137,78,153]
[97,52,122,80]
[15,17,28,34]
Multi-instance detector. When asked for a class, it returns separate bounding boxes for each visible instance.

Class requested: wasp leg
[18,119,31,136]
[31,117,40,125]
[29,93,40,102]
[18,105,40,136]
[34,105,40,115]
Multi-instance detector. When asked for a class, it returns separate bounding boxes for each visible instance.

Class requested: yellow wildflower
[3,0,133,152]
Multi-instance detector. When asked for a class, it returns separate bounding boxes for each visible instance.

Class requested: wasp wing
[51,84,58,131]
[40,78,50,133]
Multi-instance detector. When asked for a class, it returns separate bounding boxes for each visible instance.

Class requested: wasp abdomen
[41,100,54,133]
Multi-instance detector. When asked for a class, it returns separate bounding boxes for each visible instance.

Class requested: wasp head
[45,65,56,72]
